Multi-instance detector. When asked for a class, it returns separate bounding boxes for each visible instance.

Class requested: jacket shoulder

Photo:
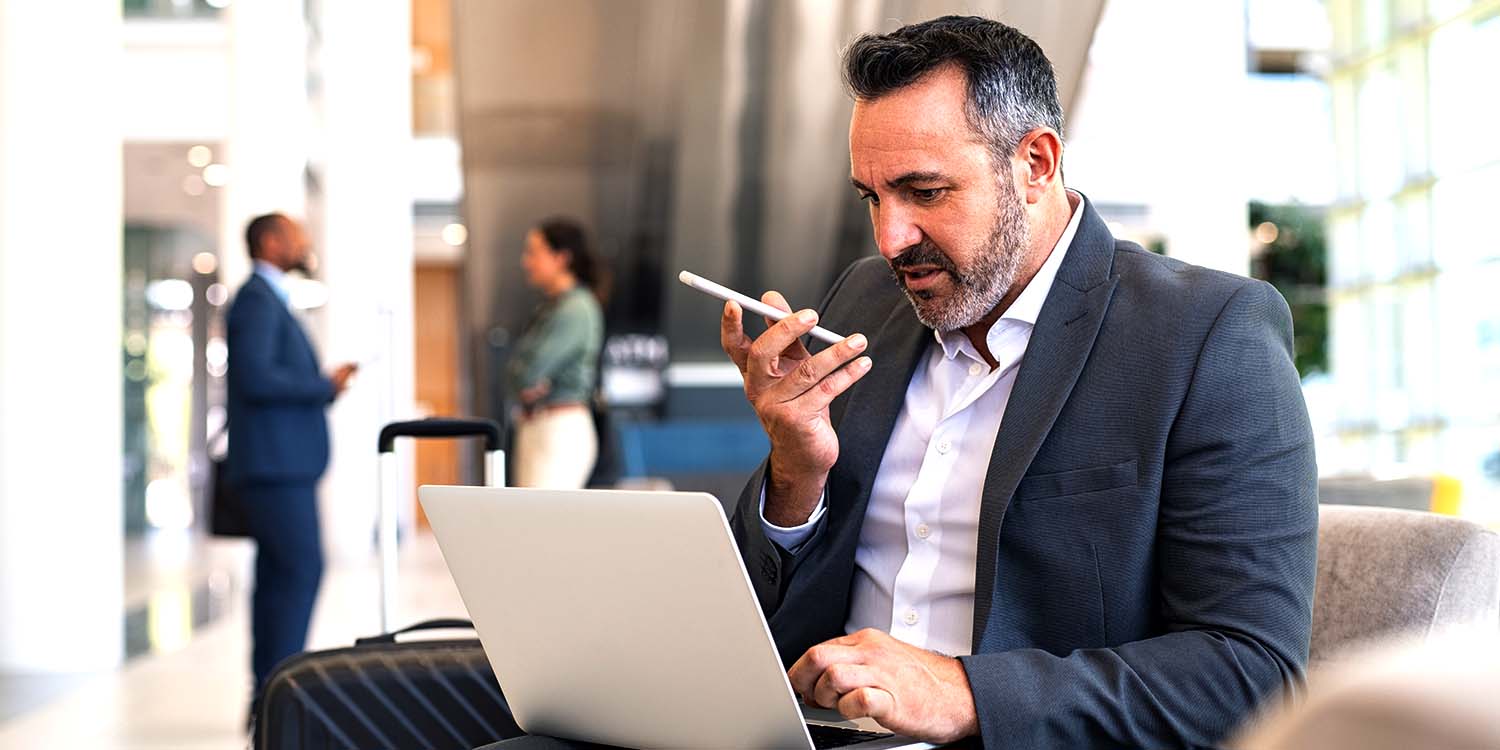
[1110,241,1278,318]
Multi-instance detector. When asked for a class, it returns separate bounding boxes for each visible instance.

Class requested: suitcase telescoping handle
[355,618,476,646]
[376,417,506,632]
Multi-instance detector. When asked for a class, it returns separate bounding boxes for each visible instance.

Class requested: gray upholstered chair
[1311,504,1500,665]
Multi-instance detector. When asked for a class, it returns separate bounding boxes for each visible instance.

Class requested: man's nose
[873,204,922,260]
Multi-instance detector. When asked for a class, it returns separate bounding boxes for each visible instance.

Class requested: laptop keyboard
[806,722,895,748]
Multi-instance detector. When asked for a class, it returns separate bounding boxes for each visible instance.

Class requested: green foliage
[1249,201,1328,377]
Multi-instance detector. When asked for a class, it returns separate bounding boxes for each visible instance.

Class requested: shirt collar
[935,189,1084,360]
[253,260,292,306]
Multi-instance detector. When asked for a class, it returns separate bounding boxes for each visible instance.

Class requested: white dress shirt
[762,191,1084,657]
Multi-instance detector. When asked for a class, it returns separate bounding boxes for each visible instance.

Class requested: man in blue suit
[227,213,356,706]
[721,17,1317,749]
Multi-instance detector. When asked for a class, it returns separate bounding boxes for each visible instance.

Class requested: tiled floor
[0,532,468,750]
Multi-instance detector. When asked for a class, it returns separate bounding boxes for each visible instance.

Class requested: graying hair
[842,15,1064,162]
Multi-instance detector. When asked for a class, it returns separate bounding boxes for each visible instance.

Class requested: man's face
[263,217,313,274]
[849,65,1030,332]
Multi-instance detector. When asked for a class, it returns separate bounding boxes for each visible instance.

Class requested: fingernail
[858,356,873,370]
[798,310,817,325]
[847,334,867,350]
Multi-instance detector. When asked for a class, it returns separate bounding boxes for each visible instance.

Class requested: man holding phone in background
[720,16,1318,748]
[226,213,357,723]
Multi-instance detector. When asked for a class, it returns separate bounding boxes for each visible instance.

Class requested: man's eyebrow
[849,172,947,193]
[885,171,945,188]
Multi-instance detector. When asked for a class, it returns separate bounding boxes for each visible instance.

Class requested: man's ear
[1016,127,1063,205]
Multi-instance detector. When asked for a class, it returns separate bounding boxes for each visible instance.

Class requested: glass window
[1395,192,1433,271]
[1361,199,1400,281]
[1331,78,1363,200]
[1361,0,1393,51]
[1429,0,1479,23]
[1429,12,1500,177]
[1330,0,1363,55]
[1433,263,1500,422]
[1356,65,1405,199]
[1330,212,1364,285]
[1399,282,1439,417]
[1393,43,1430,180]
[1431,162,1500,269]
[1331,296,1375,424]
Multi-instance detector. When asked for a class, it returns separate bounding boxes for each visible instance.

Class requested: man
[226,213,356,708]
[720,16,1318,749]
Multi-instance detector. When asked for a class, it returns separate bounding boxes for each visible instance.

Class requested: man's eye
[858,192,878,205]
[912,188,943,202]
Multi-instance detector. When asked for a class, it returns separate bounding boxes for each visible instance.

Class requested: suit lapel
[250,273,322,369]
[970,198,1120,649]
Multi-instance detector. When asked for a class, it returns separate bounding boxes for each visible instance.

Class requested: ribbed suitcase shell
[254,636,522,750]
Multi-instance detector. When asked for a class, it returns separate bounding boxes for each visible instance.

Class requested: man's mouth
[900,266,948,291]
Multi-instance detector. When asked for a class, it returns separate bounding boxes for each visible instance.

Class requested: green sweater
[506,286,604,408]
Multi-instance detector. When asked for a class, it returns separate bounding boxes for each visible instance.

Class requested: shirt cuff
[759,482,827,554]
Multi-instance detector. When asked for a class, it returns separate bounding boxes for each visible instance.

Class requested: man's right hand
[330,363,358,397]
[721,291,871,527]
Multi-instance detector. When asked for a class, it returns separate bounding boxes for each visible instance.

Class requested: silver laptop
[420,486,932,750]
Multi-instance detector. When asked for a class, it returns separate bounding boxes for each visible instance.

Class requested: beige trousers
[513,404,597,489]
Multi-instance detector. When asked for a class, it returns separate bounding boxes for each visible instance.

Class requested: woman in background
[506,217,605,488]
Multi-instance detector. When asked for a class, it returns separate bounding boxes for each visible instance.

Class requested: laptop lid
[420,486,816,750]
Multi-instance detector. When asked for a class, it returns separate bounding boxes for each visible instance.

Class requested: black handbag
[254,619,522,750]
[208,427,251,537]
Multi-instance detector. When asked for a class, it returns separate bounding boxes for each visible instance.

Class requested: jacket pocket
[1013,459,1136,502]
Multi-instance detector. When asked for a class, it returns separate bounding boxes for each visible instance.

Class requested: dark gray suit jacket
[729,197,1319,749]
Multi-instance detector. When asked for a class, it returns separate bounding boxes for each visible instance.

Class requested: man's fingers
[787,354,873,413]
[763,334,869,404]
[759,291,813,363]
[812,663,878,709]
[836,687,895,723]
[745,308,821,385]
[720,300,752,372]
[788,643,864,701]
[759,290,793,325]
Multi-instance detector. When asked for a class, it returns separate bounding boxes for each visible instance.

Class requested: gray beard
[895,179,1030,332]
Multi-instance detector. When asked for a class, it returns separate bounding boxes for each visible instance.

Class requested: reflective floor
[0,532,467,749]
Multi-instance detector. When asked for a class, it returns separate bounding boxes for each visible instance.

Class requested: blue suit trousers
[243,483,324,691]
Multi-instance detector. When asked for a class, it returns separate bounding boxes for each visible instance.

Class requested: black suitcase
[255,418,513,749]
[254,619,524,750]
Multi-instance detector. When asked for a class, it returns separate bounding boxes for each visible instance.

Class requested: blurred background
[0,0,1496,746]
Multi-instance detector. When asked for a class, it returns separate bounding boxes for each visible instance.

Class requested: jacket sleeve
[958,280,1319,749]
[227,288,336,405]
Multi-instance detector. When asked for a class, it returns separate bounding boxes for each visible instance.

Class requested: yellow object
[1429,475,1463,516]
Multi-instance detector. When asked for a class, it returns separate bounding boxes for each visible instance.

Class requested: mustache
[888,241,959,278]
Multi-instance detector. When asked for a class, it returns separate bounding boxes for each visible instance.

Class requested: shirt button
[915,523,931,539]
[968,363,984,376]
[903,609,920,626]
[936,439,952,454]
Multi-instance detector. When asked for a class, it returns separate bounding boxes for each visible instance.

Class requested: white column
[315,1,416,566]
[0,2,124,671]
[219,0,308,284]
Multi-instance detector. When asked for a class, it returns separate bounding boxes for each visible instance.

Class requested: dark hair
[245,213,287,259]
[537,217,607,300]
[842,15,1064,161]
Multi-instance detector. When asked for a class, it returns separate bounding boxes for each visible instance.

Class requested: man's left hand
[788,628,978,744]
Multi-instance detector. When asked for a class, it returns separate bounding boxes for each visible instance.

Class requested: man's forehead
[847,66,985,182]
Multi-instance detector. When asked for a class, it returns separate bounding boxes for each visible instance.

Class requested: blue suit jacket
[730,197,1319,749]
[225,273,334,486]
